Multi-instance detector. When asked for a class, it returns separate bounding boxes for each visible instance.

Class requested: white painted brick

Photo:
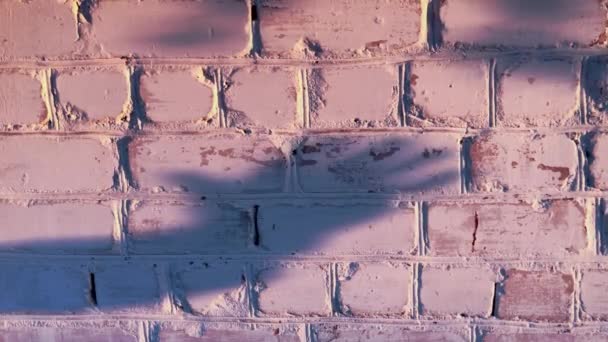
[0,71,47,127]
[159,325,301,342]
[172,262,248,316]
[0,201,114,253]
[259,0,421,57]
[127,202,251,254]
[225,67,298,130]
[409,60,488,128]
[255,263,329,316]
[258,201,416,255]
[0,328,137,342]
[469,133,578,192]
[481,331,597,342]
[0,264,89,314]
[56,68,129,122]
[129,134,286,193]
[580,270,608,320]
[309,66,399,128]
[314,325,468,342]
[91,0,249,57]
[497,57,579,127]
[420,266,496,317]
[588,134,608,190]
[586,57,608,124]
[0,136,116,193]
[141,68,215,125]
[296,133,460,194]
[95,263,162,314]
[440,0,607,47]
[337,262,410,317]
[0,1,77,59]
[427,200,587,257]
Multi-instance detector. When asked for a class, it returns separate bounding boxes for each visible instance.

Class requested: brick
[0,71,47,127]
[258,201,415,255]
[129,134,286,193]
[141,68,214,125]
[0,328,137,342]
[496,58,579,127]
[0,201,114,253]
[585,57,608,124]
[94,263,161,313]
[427,200,587,257]
[0,264,89,314]
[313,325,468,342]
[225,67,298,130]
[0,136,116,193]
[309,66,399,128]
[469,133,578,192]
[480,332,607,342]
[296,133,460,193]
[159,325,300,342]
[337,262,410,317]
[580,270,608,320]
[496,269,574,322]
[91,0,249,57]
[254,263,329,316]
[420,266,495,317]
[259,0,421,57]
[440,0,607,47]
[0,1,76,59]
[409,60,488,128]
[56,68,129,122]
[128,202,250,254]
[587,134,608,190]
[172,262,248,316]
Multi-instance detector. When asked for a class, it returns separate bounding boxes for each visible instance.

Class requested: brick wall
[1,0,608,341]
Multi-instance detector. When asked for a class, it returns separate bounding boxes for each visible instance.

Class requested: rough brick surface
[585,57,608,124]
[0,71,47,128]
[439,0,607,47]
[159,325,301,342]
[313,325,468,342]
[580,270,608,320]
[587,133,608,190]
[259,0,422,57]
[94,263,161,313]
[0,328,137,342]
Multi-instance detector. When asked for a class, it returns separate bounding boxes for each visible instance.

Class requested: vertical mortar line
[572,265,582,324]
[329,262,339,317]
[586,197,601,256]
[304,323,314,342]
[214,68,227,128]
[111,200,129,256]
[425,0,436,50]
[579,57,588,125]
[458,137,471,194]
[576,133,586,192]
[488,58,497,127]
[245,262,257,318]
[398,63,407,127]
[137,321,152,342]
[248,0,262,56]
[298,69,311,128]
[469,325,478,342]
[155,263,177,315]
[415,201,428,256]
[596,198,604,256]
[41,68,60,130]
[411,262,421,319]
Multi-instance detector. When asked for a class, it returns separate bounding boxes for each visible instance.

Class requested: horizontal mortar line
[0,190,606,203]
[3,125,608,138]
[2,47,608,69]
[0,314,606,330]
[0,254,608,265]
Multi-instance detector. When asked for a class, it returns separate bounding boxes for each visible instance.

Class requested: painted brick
[0,328,137,342]
[337,262,410,317]
[254,263,329,316]
[0,71,47,127]
[496,269,574,322]
[296,133,460,194]
[440,0,607,47]
[159,325,301,342]
[94,263,162,313]
[0,1,76,59]
[420,266,495,317]
[309,66,399,128]
[480,332,608,342]
[0,202,114,253]
[0,264,89,314]
[129,134,286,193]
[226,67,298,130]
[56,68,129,123]
[427,200,587,257]
[259,0,421,57]
[585,57,608,124]
[127,202,251,254]
[469,133,578,192]
[313,325,468,342]
[258,201,416,255]
[496,58,579,127]
[409,60,488,128]
[580,270,608,320]
[0,136,116,193]
[91,0,249,57]
[587,133,608,190]
[140,68,215,125]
